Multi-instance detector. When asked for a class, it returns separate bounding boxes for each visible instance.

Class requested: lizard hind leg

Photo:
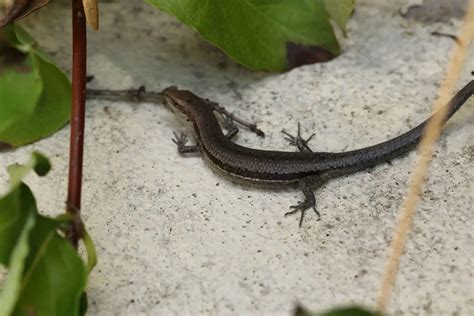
[216,112,240,140]
[285,179,322,227]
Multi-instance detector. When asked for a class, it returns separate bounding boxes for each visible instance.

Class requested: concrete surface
[1,0,473,315]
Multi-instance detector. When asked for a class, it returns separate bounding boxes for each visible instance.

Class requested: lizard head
[163,86,214,124]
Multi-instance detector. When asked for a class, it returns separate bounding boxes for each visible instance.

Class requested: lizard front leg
[171,132,199,154]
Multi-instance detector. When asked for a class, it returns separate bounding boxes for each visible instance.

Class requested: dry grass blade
[376,0,474,313]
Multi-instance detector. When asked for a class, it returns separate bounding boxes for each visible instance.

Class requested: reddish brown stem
[66,0,87,248]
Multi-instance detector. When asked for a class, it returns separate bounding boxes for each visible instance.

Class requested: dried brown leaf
[0,0,49,27]
[83,0,98,30]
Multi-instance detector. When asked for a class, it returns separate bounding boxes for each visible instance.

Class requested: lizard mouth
[163,94,191,124]
[163,94,175,108]
[162,92,179,111]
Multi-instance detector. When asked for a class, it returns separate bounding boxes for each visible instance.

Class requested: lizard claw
[281,123,314,153]
[221,115,235,131]
[172,132,199,154]
[285,201,320,227]
[172,132,188,147]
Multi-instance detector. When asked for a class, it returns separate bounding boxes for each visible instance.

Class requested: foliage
[146,0,355,71]
[0,152,96,316]
[0,23,70,148]
[322,0,355,35]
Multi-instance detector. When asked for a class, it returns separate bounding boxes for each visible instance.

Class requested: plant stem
[66,0,87,248]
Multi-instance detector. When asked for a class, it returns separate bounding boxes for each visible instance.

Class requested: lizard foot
[281,122,315,153]
[172,132,198,154]
[285,190,320,227]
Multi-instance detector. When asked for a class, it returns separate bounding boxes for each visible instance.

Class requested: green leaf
[13,216,87,316]
[82,229,97,275]
[0,37,43,134]
[322,0,355,35]
[0,23,71,147]
[31,151,51,176]
[146,0,340,71]
[0,151,48,267]
[0,184,38,265]
[79,292,88,316]
[0,153,90,316]
[320,307,380,316]
[4,22,53,63]
[7,151,51,189]
[0,214,35,316]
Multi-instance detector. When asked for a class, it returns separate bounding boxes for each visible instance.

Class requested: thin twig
[377,0,474,312]
[86,85,164,103]
[430,31,460,44]
[66,0,87,248]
